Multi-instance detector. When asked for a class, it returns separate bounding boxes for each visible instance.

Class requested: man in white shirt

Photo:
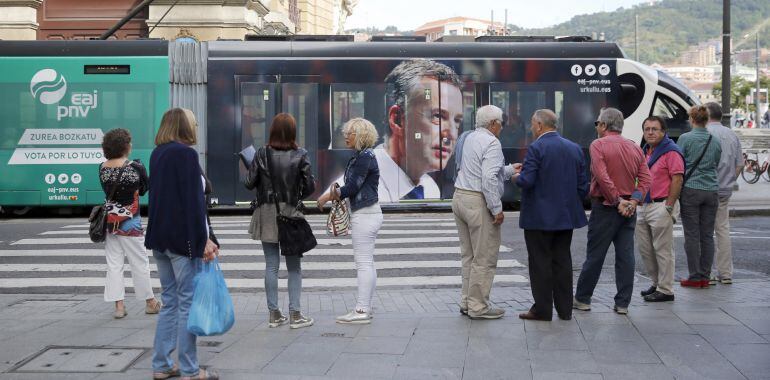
[453,105,514,320]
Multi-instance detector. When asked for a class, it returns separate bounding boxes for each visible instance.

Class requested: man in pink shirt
[574,108,651,315]
[635,116,684,302]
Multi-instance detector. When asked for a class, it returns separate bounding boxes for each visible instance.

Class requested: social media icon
[71,173,82,184]
[571,64,582,76]
[585,64,597,76]
[58,173,69,184]
[45,174,55,184]
[599,64,610,76]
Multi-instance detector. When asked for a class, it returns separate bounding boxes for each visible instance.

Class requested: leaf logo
[30,69,67,105]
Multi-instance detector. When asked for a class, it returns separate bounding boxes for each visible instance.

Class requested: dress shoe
[640,286,657,297]
[643,291,675,302]
[680,279,706,288]
[518,311,551,321]
[558,314,572,321]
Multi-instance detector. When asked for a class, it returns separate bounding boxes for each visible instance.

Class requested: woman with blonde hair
[317,118,382,324]
[145,108,220,380]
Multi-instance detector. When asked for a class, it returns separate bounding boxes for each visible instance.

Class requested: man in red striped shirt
[574,107,651,315]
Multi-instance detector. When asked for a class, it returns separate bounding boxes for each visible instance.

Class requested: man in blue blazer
[513,109,589,321]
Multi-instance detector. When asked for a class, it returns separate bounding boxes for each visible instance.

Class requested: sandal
[153,365,180,379]
[181,368,219,380]
[113,308,127,319]
[146,299,162,314]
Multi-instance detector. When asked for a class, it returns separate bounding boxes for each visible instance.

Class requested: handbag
[326,183,351,236]
[264,147,317,257]
[88,163,128,243]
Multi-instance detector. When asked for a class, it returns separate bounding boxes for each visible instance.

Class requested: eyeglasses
[643,127,662,133]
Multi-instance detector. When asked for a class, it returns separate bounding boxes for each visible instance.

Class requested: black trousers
[524,229,574,319]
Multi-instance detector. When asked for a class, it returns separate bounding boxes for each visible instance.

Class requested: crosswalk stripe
[39,229,458,236]
[0,274,529,288]
[59,218,457,229]
[11,236,463,246]
[0,260,526,272]
[0,245,512,257]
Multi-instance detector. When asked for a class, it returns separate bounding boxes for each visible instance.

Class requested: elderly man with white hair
[452,104,514,320]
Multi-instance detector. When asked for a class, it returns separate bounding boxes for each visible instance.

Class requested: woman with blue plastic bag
[145,108,220,380]
[245,113,316,329]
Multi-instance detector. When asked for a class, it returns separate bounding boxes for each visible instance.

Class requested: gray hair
[598,108,624,133]
[533,109,558,129]
[704,102,722,121]
[476,105,504,129]
[385,59,462,124]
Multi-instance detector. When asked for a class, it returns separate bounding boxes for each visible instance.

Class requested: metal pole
[635,14,639,61]
[504,9,508,36]
[721,0,731,126]
[100,0,155,40]
[491,10,494,35]
[756,33,761,127]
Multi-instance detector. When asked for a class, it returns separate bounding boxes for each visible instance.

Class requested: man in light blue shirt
[705,102,742,284]
[452,105,514,320]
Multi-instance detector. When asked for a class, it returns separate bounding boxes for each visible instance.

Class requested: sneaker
[709,277,718,286]
[145,299,162,314]
[640,286,657,297]
[613,305,629,315]
[643,291,675,302]
[459,307,468,316]
[289,311,314,329]
[468,308,505,320]
[268,309,288,328]
[336,309,372,324]
[720,278,733,285]
[113,308,127,319]
[573,298,591,311]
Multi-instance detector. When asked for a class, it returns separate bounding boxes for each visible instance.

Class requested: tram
[0,37,697,210]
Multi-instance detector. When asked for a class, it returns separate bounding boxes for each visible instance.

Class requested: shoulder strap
[263,147,281,215]
[105,161,129,202]
[683,134,712,184]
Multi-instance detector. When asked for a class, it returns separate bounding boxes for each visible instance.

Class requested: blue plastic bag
[187,259,235,336]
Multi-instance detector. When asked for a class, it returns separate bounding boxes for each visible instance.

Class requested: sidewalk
[1,279,769,380]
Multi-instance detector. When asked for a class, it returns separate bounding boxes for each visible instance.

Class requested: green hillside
[517,0,770,64]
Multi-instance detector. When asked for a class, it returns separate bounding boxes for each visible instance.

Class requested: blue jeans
[263,242,302,312]
[575,202,636,308]
[152,250,200,377]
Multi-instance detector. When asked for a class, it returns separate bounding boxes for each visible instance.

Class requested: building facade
[414,17,504,42]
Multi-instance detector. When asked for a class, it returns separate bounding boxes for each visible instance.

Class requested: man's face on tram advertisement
[385,59,463,177]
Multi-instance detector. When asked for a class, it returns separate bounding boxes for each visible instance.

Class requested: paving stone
[645,333,746,379]
[526,330,589,351]
[529,349,600,373]
[672,309,742,325]
[326,353,400,379]
[587,339,660,364]
[714,343,770,380]
[392,366,462,379]
[598,363,676,380]
[464,364,533,380]
[691,324,768,345]
[532,372,602,380]
[579,323,643,342]
[469,319,527,340]
[400,336,467,368]
[342,335,410,355]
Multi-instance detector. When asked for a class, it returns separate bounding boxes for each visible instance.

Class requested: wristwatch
[665,205,674,214]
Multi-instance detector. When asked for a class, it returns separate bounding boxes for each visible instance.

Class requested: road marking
[0,245,513,257]
[12,236,464,246]
[60,219,459,229]
[40,229,458,236]
[0,274,529,288]
[0,259,525,272]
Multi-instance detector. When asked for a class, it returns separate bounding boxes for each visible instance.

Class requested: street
[1,211,769,294]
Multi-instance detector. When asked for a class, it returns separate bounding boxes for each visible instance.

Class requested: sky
[345,0,652,31]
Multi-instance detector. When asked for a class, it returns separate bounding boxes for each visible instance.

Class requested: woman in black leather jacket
[245,113,316,329]
[317,118,382,324]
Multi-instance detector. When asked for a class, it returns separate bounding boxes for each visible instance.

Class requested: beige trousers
[714,195,733,279]
[635,202,677,295]
[452,189,501,315]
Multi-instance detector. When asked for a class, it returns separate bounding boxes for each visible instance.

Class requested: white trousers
[104,233,155,302]
[714,195,733,279]
[350,204,383,312]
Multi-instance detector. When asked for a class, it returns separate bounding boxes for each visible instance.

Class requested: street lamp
[744,32,761,126]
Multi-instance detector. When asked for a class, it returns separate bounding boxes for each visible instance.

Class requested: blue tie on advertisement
[404,185,424,199]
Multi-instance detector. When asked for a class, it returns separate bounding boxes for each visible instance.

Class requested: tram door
[398,74,475,202]
[235,77,319,204]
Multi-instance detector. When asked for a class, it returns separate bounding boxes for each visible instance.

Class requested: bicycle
[760,150,770,182]
[741,152,762,184]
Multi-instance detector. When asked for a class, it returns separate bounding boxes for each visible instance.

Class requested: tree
[713,76,770,112]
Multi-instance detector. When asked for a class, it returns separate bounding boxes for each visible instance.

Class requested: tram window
[652,92,690,139]
[332,90,365,149]
[283,84,317,147]
[491,87,548,148]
